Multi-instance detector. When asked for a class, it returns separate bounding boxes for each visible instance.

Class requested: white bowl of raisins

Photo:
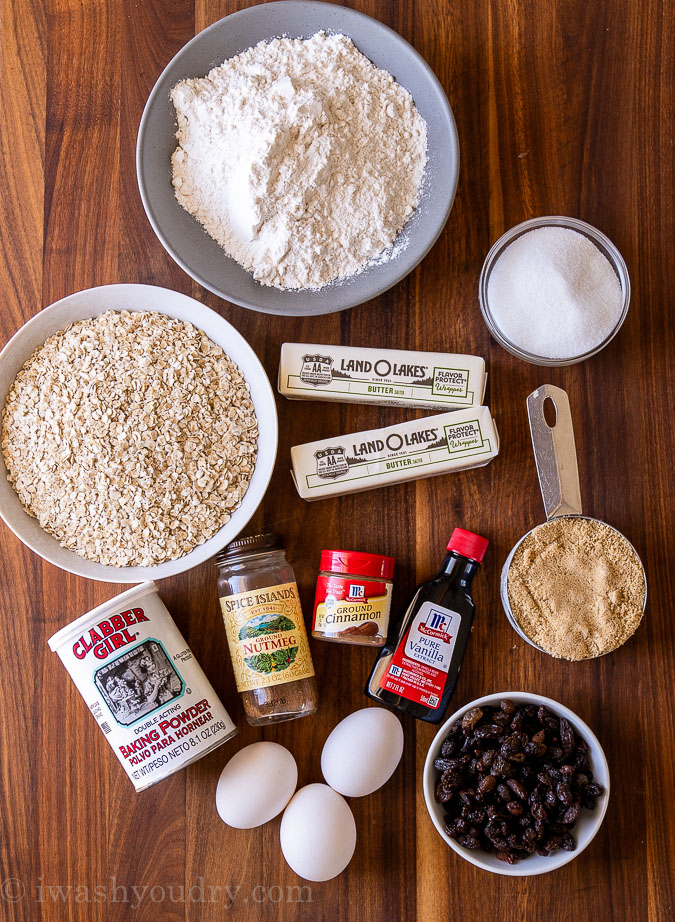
[422,692,610,875]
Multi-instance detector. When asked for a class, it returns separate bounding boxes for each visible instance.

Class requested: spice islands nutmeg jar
[215,534,318,726]
[312,549,396,646]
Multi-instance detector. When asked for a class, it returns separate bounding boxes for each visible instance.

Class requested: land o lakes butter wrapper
[290,408,499,501]
[279,343,486,409]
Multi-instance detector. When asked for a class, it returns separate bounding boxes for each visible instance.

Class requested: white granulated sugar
[170,32,427,290]
[487,227,624,359]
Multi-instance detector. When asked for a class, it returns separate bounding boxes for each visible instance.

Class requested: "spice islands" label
[219,582,315,692]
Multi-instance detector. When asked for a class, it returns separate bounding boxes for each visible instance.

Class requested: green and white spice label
[219,582,315,692]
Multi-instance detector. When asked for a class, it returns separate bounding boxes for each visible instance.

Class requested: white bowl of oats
[0,284,277,581]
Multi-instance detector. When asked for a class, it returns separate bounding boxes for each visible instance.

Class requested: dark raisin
[559,717,575,752]
[562,832,576,851]
[501,699,516,714]
[507,778,528,800]
[478,774,496,795]
[507,800,524,816]
[457,834,481,850]
[490,754,512,775]
[556,782,573,805]
[525,741,547,757]
[496,783,511,801]
[435,782,452,803]
[562,803,581,824]
[462,708,483,731]
[496,850,516,864]
[501,733,523,757]
[441,769,463,789]
[489,836,509,850]
[474,724,501,740]
[440,738,456,757]
[529,784,545,805]
[511,710,525,731]
[480,749,495,769]
[531,802,547,821]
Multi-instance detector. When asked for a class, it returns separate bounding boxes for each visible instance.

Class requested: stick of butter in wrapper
[279,343,486,409]
[290,407,499,501]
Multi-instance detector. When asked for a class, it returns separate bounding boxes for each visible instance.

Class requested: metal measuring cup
[500,384,647,655]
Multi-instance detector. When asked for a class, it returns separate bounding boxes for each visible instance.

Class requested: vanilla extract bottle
[365,528,488,723]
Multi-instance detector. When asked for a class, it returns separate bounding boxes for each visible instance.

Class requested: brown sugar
[506,517,646,660]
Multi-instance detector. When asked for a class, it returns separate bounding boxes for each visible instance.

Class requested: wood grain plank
[0,1,46,921]
[37,2,123,921]
[110,2,197,920]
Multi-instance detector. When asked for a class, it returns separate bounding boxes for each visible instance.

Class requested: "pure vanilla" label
[219,582,315,692]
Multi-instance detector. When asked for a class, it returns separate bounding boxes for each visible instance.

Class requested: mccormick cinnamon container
[312,550,396,646]
[48,582,237,792]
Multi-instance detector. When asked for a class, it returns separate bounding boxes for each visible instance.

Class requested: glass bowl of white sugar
[479,216,630,365]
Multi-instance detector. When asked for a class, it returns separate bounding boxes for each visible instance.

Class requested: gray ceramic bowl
[136,1,459,315]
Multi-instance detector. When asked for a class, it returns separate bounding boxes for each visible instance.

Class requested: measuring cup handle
[527,385,583,519]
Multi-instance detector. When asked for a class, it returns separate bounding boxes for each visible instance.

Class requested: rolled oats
[1,311,258,567]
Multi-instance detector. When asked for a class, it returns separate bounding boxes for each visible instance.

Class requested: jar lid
[320,549,395,580]
[446,528,489,562]
[216,532,283,564]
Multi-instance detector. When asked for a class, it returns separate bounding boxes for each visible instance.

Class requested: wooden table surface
[0,0,672,920]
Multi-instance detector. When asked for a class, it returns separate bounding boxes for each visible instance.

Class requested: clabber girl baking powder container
[48,581,237,792]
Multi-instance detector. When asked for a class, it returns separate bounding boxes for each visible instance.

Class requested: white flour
[170,32,427,290]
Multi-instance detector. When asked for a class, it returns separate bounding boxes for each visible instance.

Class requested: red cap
[320,549,396,580]
[447,528,489,563]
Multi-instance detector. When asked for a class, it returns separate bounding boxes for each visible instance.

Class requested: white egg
[280,784,356,881]
[321,707,404,797]
[216,742,297,829]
